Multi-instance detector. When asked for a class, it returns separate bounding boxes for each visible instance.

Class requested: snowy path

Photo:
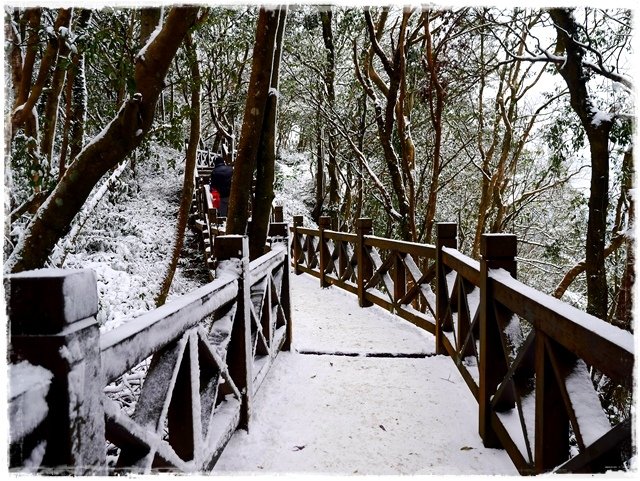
[213,272,518,476]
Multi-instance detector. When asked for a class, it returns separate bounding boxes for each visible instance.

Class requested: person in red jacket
[209,154,233,216]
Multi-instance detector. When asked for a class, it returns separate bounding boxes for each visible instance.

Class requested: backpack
[210,188,221,209]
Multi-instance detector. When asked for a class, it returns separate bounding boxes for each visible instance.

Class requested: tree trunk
[549,8,613,320]
[311,115,324,223]
[59,10,93,179]
[40,10,73,166]
[248,6,287,260]
[11,9,71,135]
[6,6,201,273]
[358,8,415,241]
[320,9,339,217]
[60,8,93,168]
[139,7,162,45]
[226,7,281,236]
[10,8,40,110]
[155,32,200,306]
[421,11,445,243]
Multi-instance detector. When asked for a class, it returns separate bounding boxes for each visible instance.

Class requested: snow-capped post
[435,222,457,355]
[214,235,253,430]
[318,216,331,288]
[356,218,373,308]
[292,215,304,275]
[273,205,284,223]
[478,233,517,449]
[267,220,293,351]
[6,269,106,474]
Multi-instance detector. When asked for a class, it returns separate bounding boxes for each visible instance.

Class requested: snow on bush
[59,145,202,332]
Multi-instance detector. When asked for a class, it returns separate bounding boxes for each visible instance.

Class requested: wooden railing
[192,150,284,275]
[7,234,292,474]
[291,216,634,474]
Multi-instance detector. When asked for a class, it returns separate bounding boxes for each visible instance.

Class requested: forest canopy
[4,5,634,330]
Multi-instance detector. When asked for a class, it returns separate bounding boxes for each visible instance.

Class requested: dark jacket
[209,162,233,198]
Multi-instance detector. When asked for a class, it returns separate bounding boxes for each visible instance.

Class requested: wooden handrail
[290,216,634,475]
[100,276,239,384]
[7,233,292,474]
[489,269,633,384]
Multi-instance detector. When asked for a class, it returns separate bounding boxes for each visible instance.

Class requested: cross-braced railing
[7,234,292,475]
[291,216,634,475]
[291,216,438,334]
[191,149,284,276]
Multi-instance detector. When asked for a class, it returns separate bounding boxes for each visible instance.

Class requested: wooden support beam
[534,334,570,473]
[318,216,331,288]
[292,216,303,275]
[479,233,517,448]
[356,218,373,308]
[7,269,106,474]
[435,222,457,355]
[215,236,253,430]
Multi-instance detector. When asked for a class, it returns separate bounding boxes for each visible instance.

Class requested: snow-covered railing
[291,216,438,334]
[290,217,634,475]
[190,170,285,278]
[6,234,292,474]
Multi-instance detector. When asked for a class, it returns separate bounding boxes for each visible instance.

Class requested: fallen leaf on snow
[379,424,386,431]
[460,446,473,451]
[292,445,306,451]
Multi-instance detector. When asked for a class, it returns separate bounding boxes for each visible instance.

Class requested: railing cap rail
[489,267,634,357]
[5,268,98,335]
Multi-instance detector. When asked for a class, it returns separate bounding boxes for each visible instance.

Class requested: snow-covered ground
[213,272,518,476]
[53,145,207,331]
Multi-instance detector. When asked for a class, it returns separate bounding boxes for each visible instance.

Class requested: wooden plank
[365,235,436,258]
[479,234,517,449]
[364,290,393,312]
[490,412,535,475]
[441,247,481,286]
[535,333,570,473]
[554,418,631,473]
[323,230,357,243]
[325,276,359,296]
[201,398,242,471]
[442,335,479,400]
[357,219,373,308]
[101,279,238,383]
[490,274,634,385]
[296,227,319,236]
[394,306,436,334]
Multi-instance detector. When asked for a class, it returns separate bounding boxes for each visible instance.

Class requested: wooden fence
[291,216,634,474]
[7,233,292,474]
[191,152,284,275]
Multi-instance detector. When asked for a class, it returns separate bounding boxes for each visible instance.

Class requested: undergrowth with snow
[54,145,206,331]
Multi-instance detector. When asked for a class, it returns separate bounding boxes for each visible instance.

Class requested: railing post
[267,220,293,351]
[393,252,406,311]
[435,222,457,355]
[273,205,284,223]
[281,243,293,352]
[479,233,517,448]
[292,215,303,275]
[7,269,106,474]
[534,334,571,473]
[356,218,373,308]
[215,235,253,430]
[318,216,331,288]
